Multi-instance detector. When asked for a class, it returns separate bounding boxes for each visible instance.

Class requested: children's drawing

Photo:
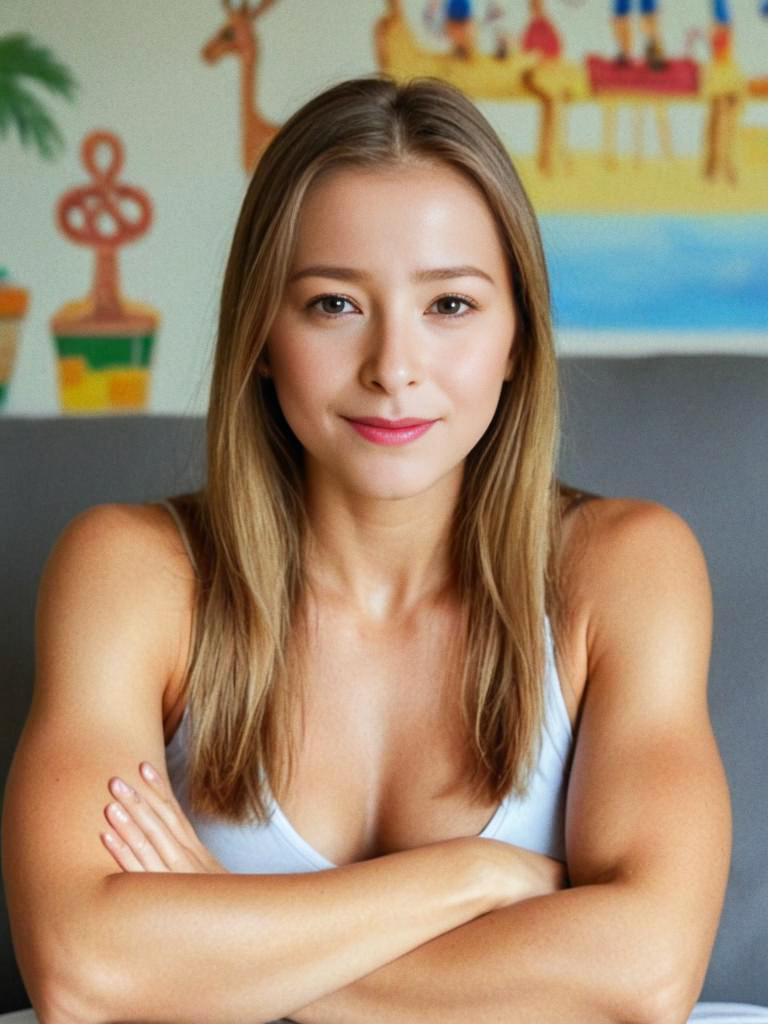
[611,0,666,69]
[50,131,159,414]
[0,269,28,410]
[375,1,768,212]
[0,31,77,410]
[377,2,541,101]
[375,2,766,336]
[0,32,77,159]
[201,0,281,175]
[701,0,741,182]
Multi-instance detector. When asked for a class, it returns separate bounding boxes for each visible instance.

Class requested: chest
[275,612,470,863]
[164,600,587,868]
[272,602,584,866]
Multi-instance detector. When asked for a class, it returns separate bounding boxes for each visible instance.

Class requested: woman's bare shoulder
[559,493,708,627]
[562,493,700,561]
[44,501,198,705]
[554,493,707,727]
[58,500,197,581]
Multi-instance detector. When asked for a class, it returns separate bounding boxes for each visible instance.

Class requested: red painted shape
[522,17,562,60]
[712,25,731,63]
[586,55,700,95]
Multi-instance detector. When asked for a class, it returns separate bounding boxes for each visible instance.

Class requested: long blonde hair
[171,74,571,822]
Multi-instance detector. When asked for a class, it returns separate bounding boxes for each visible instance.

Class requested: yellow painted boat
[527,58,590,102]
[379,14,538,99]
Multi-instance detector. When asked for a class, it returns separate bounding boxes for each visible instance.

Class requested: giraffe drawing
[201,0,281,175]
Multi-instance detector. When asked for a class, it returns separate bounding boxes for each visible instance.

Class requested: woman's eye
[306,293,476,318]
[308,295,356,317]
[430,294,476,317]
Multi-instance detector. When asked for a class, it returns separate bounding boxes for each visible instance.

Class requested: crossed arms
[2,500,731,1023]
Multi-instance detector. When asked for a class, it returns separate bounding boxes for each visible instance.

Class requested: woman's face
[265,160,517,502]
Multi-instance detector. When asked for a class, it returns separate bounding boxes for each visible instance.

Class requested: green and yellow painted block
[51,295,159,413]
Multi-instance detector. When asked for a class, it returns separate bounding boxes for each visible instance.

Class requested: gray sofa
[1,355,767,1015]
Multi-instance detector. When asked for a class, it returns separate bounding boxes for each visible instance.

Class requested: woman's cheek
[269,344,328,418]
[446,347,507,416]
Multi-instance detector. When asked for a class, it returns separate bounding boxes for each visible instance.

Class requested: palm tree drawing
[0,31,77,159]
[0,32,77,409]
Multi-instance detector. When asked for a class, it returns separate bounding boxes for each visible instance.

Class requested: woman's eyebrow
[287,264,495,285]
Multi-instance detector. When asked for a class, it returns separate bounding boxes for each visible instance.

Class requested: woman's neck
[302,473,461,625]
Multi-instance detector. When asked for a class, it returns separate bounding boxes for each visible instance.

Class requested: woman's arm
[93,768,564,1023]
[1,504,543,1024]
[288,501,732,1024]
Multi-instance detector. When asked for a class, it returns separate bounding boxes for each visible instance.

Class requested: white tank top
[161,500,574,872]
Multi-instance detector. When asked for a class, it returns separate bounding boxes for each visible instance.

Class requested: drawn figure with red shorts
[704,0,741,183]
[613,0,667,70]
[711,0,731,62]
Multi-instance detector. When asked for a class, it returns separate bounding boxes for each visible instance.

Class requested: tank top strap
[160,498,199,576]
[543,613,574,751]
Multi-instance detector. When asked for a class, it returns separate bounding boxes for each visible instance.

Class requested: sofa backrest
[1,355,767,1012]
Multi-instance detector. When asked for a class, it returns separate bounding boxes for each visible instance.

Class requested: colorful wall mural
[51,131,157,413]
[2,1,767,416]
[1,28,76,409]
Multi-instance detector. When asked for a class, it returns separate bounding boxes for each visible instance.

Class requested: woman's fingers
[103,793,170,871]
[136,761,201,848]
[136,763,227,873]
[100,829,146,872]
[101,765,227,874]
[106,777,199,871]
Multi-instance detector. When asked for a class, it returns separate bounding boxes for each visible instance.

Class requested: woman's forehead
[292,163,507,270]
[302,159,485,207]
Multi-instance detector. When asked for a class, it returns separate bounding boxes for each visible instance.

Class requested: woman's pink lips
[343,416,437,446]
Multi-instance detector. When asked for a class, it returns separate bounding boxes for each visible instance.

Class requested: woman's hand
[479,838,568,909]
[100,760,228,873]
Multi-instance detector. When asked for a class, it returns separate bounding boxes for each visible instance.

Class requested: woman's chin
[302,446,464,503]
[339,463,461,504]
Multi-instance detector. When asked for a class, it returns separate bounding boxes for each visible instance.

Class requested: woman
[3,75,730,1024]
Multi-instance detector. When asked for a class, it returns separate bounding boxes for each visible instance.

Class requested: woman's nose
[360,312,424,394]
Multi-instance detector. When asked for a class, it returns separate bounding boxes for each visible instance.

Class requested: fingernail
[140,762,158,782]
[111,778,132,797]
[109,803,128,822]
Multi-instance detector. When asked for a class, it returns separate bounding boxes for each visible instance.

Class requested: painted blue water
[539,215,768,331]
